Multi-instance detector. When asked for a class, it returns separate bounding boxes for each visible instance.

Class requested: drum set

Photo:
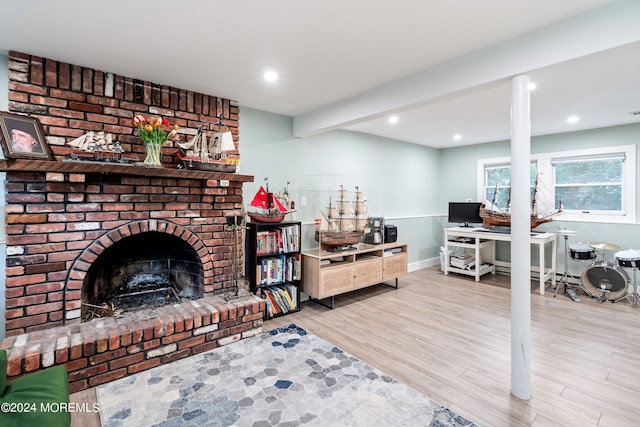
[554,228,639,305]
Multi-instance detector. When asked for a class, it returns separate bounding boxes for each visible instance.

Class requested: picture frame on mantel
[0,111,53,160]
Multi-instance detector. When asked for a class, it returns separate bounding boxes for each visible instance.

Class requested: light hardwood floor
[71,267,640,427]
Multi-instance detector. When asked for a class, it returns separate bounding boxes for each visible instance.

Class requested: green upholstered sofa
[0,349,71,427]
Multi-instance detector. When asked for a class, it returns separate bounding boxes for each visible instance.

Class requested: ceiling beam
[293,0,640,138]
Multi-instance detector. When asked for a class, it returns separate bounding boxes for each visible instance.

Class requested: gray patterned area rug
[96,323,478,427]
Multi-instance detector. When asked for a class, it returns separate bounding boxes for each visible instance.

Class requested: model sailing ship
[66,131,139,164]
[316,185,368,250]
[479,174,562,228]
[176,119,238,173]
[247,179,291,223]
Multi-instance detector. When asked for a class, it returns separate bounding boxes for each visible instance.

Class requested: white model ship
[176,120,238,173]
[66,131,139,164]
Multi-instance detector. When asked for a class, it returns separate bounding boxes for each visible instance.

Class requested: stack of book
[449,253,475,270]
[262,285,297,317]
[255,224,300,255]
[255,254,301,285]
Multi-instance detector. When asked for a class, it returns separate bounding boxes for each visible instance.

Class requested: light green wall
[239,107,442,267]
[241,107,640,277]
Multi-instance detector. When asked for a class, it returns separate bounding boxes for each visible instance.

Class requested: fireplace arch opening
[81,231,204,320]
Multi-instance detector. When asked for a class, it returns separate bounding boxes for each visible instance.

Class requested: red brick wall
[6,50,239,164]
[3,51,249,336]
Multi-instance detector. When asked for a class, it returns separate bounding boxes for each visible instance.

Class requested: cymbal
[589,242,621,251]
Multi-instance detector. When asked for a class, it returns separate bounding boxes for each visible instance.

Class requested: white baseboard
[409,257,440,273]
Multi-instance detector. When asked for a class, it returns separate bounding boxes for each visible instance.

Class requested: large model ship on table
[315,185,367,250]
[479,174,562,229]
[176,118,238,173]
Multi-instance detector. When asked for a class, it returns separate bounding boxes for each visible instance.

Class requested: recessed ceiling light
[528,82,537,91]
[263,71,278,83]
[453,134,462,141]
[566,115,579,124]
[388,116,399,124]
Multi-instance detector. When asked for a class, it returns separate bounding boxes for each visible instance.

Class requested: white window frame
[477,145,636,224]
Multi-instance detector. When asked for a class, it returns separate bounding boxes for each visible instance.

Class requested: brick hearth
[1,296,265,393]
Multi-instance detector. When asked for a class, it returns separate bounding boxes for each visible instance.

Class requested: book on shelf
[255,224,300,255]
[255,254,301,285]
[262,285,297,317]
[449,253,475,269]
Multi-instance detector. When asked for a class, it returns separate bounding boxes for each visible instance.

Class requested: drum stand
[620,268,639,307]
[554,231,580,301]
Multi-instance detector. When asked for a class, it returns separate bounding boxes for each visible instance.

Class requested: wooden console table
[443,227,556,295]
[302,242,408,308]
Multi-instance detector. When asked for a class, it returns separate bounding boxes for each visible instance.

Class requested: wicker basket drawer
[319,265,354,298]
[354,258,383,288]
[383,252,407,281]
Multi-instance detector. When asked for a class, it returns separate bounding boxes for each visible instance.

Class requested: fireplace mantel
[0,159,254,183]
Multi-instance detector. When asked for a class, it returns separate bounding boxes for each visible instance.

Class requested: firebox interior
[81,231,203,320]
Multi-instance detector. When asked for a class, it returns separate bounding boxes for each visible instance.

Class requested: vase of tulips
[133,114,179,167]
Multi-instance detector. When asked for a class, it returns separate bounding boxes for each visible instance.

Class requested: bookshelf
[245,221,302,319]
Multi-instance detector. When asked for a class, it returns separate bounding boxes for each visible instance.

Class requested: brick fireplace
[0,51,266,392]
[3,168,254,334]
[0,146,266,395]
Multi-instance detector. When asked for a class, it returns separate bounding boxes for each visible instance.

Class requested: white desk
[443,227,557,295]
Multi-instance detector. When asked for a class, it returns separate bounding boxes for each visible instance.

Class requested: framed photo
[0,112,52,159]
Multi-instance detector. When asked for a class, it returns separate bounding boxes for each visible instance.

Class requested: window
[477,145,636,223]
[482,162,537,211]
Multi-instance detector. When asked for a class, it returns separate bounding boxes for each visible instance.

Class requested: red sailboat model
[247,182,289,223]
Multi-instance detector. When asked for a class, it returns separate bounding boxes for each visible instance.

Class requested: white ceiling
[0,0,638,148]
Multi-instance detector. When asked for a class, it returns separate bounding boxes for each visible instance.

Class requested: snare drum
[569,242,596,261]
[615,249,640,269]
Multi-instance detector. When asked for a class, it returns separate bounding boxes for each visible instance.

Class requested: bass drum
[581,262,629,301]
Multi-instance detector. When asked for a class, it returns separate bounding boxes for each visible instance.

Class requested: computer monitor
[448,202,483,227]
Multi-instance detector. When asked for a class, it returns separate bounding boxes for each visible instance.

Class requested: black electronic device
[384,224,397,243]
[448,202,483,227]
